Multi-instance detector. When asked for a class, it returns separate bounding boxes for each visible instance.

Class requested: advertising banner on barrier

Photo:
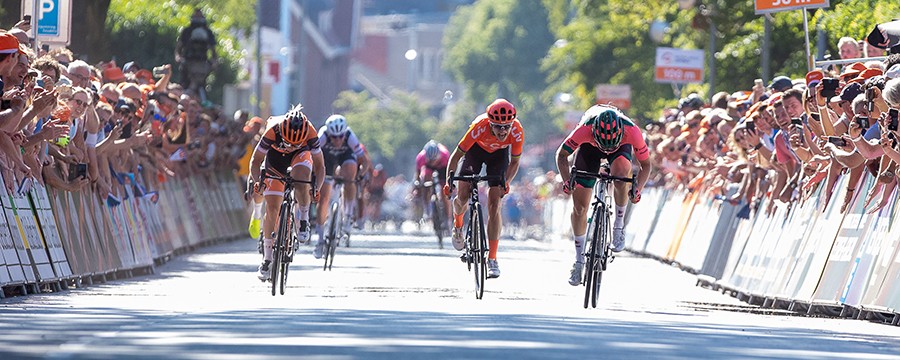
[30,185,72,279]
[812,176,873,304]
[0,193,24,284]
[863,198,900,307]
[789,177,849,301]
[1,192,38,283]
[841,194,892,307]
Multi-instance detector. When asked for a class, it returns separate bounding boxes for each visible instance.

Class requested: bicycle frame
[421,170,446,248]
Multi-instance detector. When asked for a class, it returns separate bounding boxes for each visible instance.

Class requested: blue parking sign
[38,0,60,36]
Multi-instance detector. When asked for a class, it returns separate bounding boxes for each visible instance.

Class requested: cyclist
[413,140,452,229]
[365,163,388,224]
[247,105,325,281]
[443,99,524,279]
[555,105,651,286]
[313,114,370,258]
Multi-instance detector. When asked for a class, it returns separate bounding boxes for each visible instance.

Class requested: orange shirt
[457,114,524,157]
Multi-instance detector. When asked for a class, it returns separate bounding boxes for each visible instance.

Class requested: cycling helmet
[325,114,349,136]
[279,107,309,145]
[486,98,516,124]
[591,109,624,152]
[424,140,440,162]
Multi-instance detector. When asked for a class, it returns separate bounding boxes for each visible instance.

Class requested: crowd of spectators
[0,20,257,206]
[644,36,900,216]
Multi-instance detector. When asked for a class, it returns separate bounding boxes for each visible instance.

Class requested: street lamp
[405,49,418,91]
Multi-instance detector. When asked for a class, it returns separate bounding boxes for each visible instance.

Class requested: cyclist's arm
[505,156,520,186]
[446,146,465,182]
[635,157,652,193]
[555,144,573,184]
[311,150,326,191]
[357,149,370,177]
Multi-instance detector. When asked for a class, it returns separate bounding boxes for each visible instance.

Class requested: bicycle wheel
[591,204,608,308]
[279,204,294,295]
[271,201,289,296]
[431,194,444,249]
[583,203,603,308]
[472,203,486,299]
[324,202,339,271]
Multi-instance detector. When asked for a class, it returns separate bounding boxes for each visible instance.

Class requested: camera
[187,141,202,150]
[827,136,848,147]
[152,66,168,78]
[790,118,802,126]
[68,163,88,181]
[821,78,840,99]
[866,87,876,113]
[889,109,899,132]
[23,15,31,24]
[745,119,755,133]
[857,116,870,130]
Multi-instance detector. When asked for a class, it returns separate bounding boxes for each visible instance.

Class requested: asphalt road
[2,228,900,359]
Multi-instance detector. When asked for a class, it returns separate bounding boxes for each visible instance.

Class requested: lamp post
[405,49,418,92]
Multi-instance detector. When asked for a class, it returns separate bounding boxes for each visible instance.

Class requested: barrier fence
[624,171,900,323]
[0,171,246,297]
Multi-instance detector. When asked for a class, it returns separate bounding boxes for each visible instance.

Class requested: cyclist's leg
[483,147,508,262]
[316,182,333,242]
[609,146,633,228]
[260,179,284,265]
[339,158,359,223]
[609,145,633,252]
[571,144,603,263]
[290,152,314,241]
[438,167,452,225]
[316,153,338,241]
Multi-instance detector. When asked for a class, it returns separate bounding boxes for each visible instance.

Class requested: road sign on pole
[21,0,72,45]
[595,84,632,110]
[755,0,829,14]
[655,47,705,84]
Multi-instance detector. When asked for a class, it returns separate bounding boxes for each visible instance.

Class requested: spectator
[839,37,861,59]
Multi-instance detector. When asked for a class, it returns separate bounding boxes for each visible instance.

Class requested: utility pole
[255,0,263,117]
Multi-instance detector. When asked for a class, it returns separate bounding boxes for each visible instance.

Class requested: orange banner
[755,0,829,14]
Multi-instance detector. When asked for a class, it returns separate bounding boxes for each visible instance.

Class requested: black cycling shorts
[265,149,304,176]
[323,148,358,176]
[573,143,633,188]
[458,144,508,187]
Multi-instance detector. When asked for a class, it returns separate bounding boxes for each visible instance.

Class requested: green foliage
[540,0,893,121]
[443,0,562,164]
[106,0,254,103]
[332,90,440,176]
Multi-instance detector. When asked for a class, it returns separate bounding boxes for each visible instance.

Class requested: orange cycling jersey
[457,114,524,157]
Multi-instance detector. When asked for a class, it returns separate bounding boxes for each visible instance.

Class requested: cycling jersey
[256,117,320,172]
[317,127,365,158]
[457,114,524,157]
[561,105,649,162]
[416,143,450,173]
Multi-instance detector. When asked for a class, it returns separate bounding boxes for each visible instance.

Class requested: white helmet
[424,140,440,162]
[325,114,348,136]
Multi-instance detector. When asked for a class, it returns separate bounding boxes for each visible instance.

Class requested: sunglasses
[491,124,511,131]
[116,109,132,115]
[72,99,86,106]
[328,134,343,139]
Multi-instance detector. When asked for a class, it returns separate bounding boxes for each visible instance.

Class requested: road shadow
[2,307,900,359]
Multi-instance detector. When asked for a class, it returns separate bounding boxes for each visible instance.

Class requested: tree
[105,0,254,103]
[443,0,562,170]
[332,90,440,177]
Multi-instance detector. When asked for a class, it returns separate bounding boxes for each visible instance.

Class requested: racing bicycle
[570,165,634,308]
[451,173,502,300]
[261,168,315,296]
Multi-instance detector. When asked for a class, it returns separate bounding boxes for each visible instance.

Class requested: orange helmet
[486,98,516,124]
[278,108,309,145]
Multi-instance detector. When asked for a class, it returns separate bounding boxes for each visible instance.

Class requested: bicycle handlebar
[570,168,635,184]
[261,170,316,185]
[450,174,504,184]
